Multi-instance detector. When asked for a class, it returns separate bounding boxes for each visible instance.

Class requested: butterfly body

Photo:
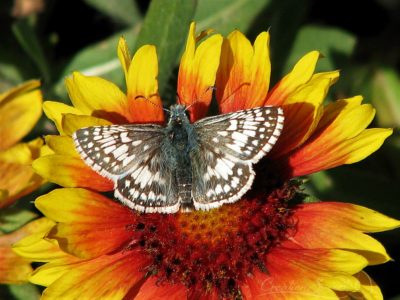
[162,105,198,210]
[73,105,284,214]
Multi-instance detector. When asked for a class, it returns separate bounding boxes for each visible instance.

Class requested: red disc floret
[125,183,297,298]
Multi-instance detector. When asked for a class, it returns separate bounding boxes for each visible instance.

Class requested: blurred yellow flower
[0,80,44,207]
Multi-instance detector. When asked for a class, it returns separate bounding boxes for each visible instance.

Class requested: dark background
[0,0,399,299]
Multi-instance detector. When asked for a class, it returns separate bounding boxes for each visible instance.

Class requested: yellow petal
[30,257,79,287]
[32,155,113,191]
[317,96,376,140]
[286,94,392,176]
[0,138,44,207]
[178,22,223,121]
[45,135,79,157]
[12,218,65,262]
[61,113,111,136]
[126,45,158,99]
[341,128,393,164]
[267,51,321,106]
[289,128,393,177]
[117,37,131,82]
[66,72,128,122]
[40,252,147,299]
[0,79,40,103]
[124,45,164,123]
[43,101,84,135]
[318,250,366,291]
[353,272,383,300]
[0,83,42,150]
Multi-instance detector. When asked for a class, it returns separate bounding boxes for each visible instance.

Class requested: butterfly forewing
[191,106,284,210]
[194,106,284,163]
[73,125,180,213]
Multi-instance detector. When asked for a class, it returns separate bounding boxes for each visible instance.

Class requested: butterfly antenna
[183,86,216,112]
[219,82,250,107]
[135,94,170,113]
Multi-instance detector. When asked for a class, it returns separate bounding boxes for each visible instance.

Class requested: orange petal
[0,244,32,284]
[0,138,44,208]
[135,277,188,300]
[241,248,365,299]
[286,97,393,176]
[216,31,271,113]
[124,44,164,124]
[36,188,134,259]
[66,72,129,124]
[177,22,223,121]
[40,251,149,299]
[33,154,113,191]
[290,202,400,264]
[0,80,42,150]
[0,218,53,284]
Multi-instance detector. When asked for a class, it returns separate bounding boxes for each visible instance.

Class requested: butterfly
[73,104,284,213]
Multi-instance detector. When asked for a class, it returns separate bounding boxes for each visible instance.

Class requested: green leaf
[134,0,196,95]
[370,67,400,127]
[0,207,37,234]
[195,0,271,35]
[12,18,51,83]
[53,26,141,100]
[284,25,357,73]
[84,0,142,25]
[5,284,40,300]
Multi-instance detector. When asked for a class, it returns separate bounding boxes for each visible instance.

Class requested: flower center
[126,183,296,298]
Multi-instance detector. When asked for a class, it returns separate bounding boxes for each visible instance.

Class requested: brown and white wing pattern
[73,125,180,213]
[191,106,284,210]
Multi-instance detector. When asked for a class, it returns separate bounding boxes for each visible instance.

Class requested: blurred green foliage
[0,0,399,298]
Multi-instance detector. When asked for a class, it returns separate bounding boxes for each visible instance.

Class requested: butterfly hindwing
[115,151,179,213]
[191,144,255,210]
[191,106,284,209]
[73,125,180,213]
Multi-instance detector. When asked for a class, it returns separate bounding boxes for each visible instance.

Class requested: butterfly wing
[73,125,180,213]
[191,106,284,210]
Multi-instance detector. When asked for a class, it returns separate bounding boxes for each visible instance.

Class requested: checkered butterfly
[73,105,284,213]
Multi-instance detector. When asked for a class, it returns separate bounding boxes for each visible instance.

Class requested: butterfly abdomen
[164,116,197,210]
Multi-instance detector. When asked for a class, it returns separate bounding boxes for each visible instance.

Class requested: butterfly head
[168,104,190,126]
